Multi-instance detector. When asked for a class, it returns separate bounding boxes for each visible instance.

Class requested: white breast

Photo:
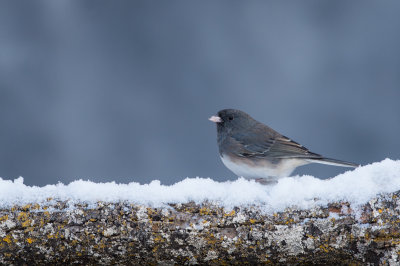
[220,154,309,180]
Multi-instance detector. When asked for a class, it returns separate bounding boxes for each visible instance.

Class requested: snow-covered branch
[1,159,400,264]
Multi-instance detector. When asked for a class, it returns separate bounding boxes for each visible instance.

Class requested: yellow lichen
[306,234,315,239]
[21,219,32,227]
[40,218,45,227]
[22,204,31,211]
[3,234,12,244]
[0,215,8,222]
[319,243,332,253]
[146,207,156,217]
[285,218,294,225]
[17,212,28,221]
[99,241,106,249]
[206,233,217,245]
[249,219,256,224]
[26,238,34,244]
[235,238,243,247]
[47,233,58,239]
[153,235,164,243]
[224,210,235,217]
[391,239,400,245]
[24,227,34,233]
[199,207,212,215]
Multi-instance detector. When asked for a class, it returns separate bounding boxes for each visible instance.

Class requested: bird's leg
[254,178,277,186]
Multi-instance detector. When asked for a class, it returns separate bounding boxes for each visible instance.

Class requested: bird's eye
[228,116,234,121]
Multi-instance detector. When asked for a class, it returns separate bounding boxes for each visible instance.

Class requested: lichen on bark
[1,191,400,265]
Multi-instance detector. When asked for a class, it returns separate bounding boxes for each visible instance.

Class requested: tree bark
[1,191,400,265]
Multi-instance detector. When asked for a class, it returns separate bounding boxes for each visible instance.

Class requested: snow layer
[0,159,399,212]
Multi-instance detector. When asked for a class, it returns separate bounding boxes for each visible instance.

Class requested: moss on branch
[1,192,400,265]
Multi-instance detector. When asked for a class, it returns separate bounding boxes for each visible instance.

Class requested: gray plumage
[210,109,359,183]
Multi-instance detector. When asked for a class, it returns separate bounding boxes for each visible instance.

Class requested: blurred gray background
[1,1,399,186]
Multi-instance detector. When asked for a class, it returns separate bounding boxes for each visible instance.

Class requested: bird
[209,109,359,184]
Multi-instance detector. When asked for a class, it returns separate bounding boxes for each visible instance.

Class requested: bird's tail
[306,157,359,168]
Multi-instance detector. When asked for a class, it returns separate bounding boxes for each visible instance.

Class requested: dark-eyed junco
[209,109,359,183]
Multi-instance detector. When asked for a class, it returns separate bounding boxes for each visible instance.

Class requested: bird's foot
[254,178,278,185]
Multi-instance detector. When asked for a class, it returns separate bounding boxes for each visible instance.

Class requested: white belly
[220,154,309,180]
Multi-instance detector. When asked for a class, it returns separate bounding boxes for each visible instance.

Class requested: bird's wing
[267,135,322,159]
[231,130,322,159]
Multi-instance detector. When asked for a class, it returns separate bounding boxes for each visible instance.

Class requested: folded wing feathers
[232,130,358,167]
[267,136,322,159]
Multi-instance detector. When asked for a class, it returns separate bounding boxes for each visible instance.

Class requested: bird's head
[209,109,256,133]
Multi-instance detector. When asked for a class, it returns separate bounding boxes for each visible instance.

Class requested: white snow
[0,159,399,213]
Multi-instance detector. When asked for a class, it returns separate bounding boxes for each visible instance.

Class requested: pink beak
[209,116,222,123]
